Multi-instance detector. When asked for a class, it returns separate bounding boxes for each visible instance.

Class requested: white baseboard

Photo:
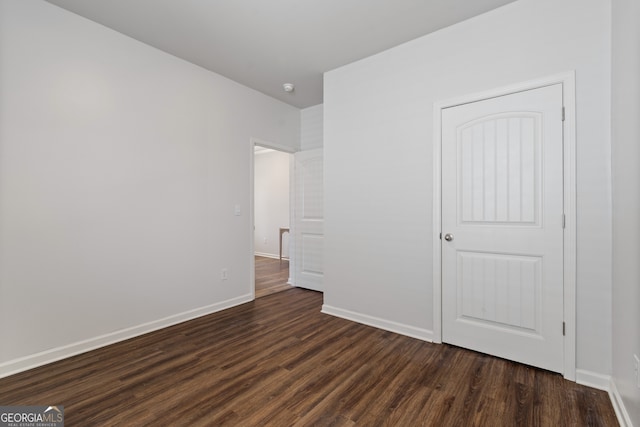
[321,304,433,342]
[254,251,277,259]
[576,369,611,391]
[0,293,253,379]
[609,378,633,427]
[576,370,633,427]
[254,251,289,260]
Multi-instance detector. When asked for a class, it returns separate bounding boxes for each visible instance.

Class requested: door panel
[459,114,541,225]
[294,149,323,291]
[457,251,541,331]
[441,84,564,373]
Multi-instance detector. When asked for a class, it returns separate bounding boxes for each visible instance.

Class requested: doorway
[432,73,577,379]
[253,142,294,298]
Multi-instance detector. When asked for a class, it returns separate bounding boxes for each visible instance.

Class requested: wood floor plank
[0,288,618,426]
[255,256,292,298]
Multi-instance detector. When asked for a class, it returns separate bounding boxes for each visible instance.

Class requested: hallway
[255,256,291,298]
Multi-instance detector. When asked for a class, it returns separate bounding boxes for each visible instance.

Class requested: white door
[441,84,564,373]
[293,149,324,291]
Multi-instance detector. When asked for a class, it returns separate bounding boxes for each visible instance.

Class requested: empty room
[0,0,638,425]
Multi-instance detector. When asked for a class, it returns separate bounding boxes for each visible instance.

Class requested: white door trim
[432,72,577,380]
[249,137,296,299]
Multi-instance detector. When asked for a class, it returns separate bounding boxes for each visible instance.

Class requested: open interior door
[293,149,324,291]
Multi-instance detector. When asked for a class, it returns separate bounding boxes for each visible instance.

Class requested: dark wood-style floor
[0,289,617,426]
[255,255,291,298]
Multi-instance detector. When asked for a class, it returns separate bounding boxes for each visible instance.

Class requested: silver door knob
[444,233,454,241]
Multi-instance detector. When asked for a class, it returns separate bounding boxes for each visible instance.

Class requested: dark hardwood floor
[255,255,291,298]
[0,288,617,426]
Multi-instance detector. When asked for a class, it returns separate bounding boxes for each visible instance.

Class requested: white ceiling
[45,0,517,108]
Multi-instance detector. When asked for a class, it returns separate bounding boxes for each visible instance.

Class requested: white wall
[324,0,612,377]
[301,104,324,150]
[611,0,640,423]
[254,150,291,258]
[0,0,299,375]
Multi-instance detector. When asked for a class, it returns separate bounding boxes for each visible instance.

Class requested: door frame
[432,72,577,380]
[249,137,296,300]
